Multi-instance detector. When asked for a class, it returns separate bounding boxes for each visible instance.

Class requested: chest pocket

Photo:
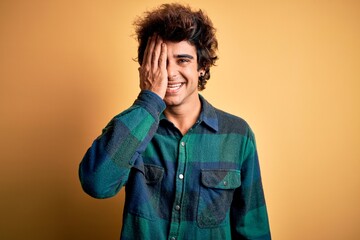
[197,169,241,228]
[125,163,164,220]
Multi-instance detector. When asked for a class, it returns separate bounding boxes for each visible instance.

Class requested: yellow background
[1,0,359,239]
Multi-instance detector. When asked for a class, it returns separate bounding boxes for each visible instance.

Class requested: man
[79,3,271,239]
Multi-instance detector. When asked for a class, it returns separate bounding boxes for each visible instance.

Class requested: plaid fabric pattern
[79,90,271,240]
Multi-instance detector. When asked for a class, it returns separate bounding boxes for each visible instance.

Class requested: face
[163,40,204,108]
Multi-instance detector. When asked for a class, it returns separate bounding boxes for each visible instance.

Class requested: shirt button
[175,205,181,211]
[223,180,228,186]
[170,237,176,240]
[178,174,184,180]
[181,142,185,147]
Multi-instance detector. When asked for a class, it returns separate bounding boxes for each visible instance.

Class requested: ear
[198,69,205,77]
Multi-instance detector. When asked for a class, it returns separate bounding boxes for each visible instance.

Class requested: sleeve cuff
[134,90,166,119]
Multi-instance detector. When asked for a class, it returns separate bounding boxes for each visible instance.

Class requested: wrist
[135,90,166,117]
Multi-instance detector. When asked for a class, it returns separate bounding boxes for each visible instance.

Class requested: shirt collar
[159,94,219,132]
[198,94,219,132]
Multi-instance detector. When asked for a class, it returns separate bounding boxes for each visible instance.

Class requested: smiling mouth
[167,83,184,92]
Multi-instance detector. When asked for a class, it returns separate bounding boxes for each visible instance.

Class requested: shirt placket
[168,135,188,240]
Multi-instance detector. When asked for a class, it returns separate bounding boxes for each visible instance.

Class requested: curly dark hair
[133,3,218,90]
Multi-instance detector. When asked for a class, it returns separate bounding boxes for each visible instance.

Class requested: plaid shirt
[79,90,271,240]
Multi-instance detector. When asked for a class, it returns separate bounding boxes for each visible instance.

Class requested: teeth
[167,83,182,89]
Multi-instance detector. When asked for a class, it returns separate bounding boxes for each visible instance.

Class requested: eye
[178,59,190,64]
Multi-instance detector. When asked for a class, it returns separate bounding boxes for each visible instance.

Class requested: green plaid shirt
[79,91,271,239]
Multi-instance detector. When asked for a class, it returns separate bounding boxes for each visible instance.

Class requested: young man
[79,3,271,239]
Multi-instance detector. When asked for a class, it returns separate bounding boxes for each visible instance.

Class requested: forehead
[164,40,197,58]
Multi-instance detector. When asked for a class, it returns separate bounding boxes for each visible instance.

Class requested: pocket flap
[144,164,164,184]
[201,169,241,189]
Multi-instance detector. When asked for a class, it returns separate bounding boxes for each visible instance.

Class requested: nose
[166,61,177,80]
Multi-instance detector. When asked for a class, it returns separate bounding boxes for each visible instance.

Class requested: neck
[164,97,201,135]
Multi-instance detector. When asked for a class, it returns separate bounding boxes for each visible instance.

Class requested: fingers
[152,36,163,68]
[143,34,164,68]
[142,36,150,66]
[143,35,154,67]
[138,34,168,99]
[158,43,167,70]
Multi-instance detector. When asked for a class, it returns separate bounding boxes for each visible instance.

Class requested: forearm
[79,90,166,198]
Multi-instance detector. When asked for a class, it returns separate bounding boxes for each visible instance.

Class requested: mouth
[166,82,184,93]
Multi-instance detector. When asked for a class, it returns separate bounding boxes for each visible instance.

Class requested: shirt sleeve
[230,128,272,239]
[78,90,166,199]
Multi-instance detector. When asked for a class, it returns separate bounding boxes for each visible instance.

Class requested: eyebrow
[174,54,194,59]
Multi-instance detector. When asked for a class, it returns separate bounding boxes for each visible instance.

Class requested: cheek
[184,71,199,83]
[184,65,200,79]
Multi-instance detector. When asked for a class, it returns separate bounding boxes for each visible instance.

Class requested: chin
[164,96,183,107]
